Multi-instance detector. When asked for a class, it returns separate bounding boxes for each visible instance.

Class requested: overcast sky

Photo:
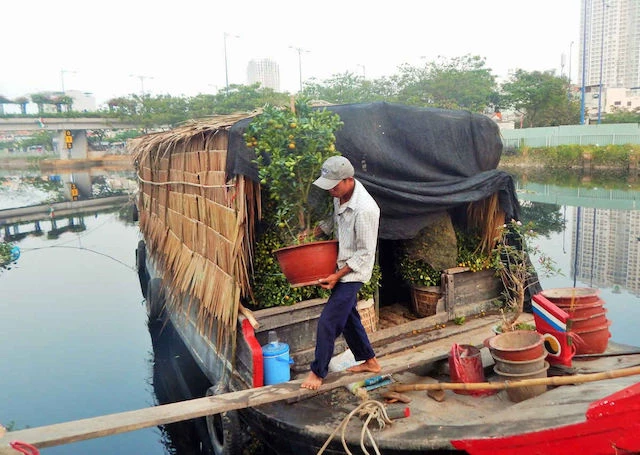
[3,0,581,106]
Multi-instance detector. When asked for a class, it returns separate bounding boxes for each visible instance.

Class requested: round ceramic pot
[488,330,545,362]
[567,310,608,331]
[494,361,549,403]
[491,352,547,374]
[541,287,601,305]
[573,321,612,355]
[555,301,606,318]
[274,240,338,287]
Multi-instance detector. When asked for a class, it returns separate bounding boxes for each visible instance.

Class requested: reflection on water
[1,166,639,453]
[149,320,214,455]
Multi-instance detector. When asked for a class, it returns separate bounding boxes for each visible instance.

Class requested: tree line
[2,55,639,130]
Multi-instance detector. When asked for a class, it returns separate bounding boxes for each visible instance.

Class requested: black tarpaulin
[226,102,520,239]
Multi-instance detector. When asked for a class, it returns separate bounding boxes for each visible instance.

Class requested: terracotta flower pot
[567,310,609,331]
[488,330,545,362]
[541,287,602,305]
[273,240,338,288]
[494,361,549,403]
[491,352,547,374]
[556,301,606,318]
[573,321,612,355]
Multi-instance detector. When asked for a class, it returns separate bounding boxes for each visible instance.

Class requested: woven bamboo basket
[410,285,441,317]
[357,298,377,334]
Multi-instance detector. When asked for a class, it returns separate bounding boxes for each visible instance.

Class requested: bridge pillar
[57,130,88,160]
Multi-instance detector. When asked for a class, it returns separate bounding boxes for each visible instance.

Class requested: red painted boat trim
[241,318,264,388]
[451,382,640,455]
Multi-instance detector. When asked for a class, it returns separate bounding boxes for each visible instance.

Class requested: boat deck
[252,316,640,454]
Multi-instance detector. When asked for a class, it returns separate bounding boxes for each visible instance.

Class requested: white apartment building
[247,58,280,91]
[579,0,640,91]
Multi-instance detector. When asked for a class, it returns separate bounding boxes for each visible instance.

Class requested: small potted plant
[245,99,344,287]
[398,255,442,317]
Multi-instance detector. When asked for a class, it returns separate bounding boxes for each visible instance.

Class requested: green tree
[30,93,54,114]
[602,107,640,124]
[501,70,579,127]
[52,95,74,113]
[13,97,28,115]
[395,55,497,111]
[0,95,10,115]
[210,83,289,114]
[302,72,385,104]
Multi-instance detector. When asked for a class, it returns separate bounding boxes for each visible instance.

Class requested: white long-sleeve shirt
[319,180,380,283]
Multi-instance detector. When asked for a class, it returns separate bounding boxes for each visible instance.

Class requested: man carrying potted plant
[301,156,382,390]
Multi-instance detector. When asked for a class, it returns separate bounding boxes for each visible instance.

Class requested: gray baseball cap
[313,156,354,190]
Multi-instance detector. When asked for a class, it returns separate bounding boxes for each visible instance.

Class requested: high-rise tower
[247,58,280,91]
[579,0,640,90]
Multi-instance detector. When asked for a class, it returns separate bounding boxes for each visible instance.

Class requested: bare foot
[347,357,381,374]
[301,371,323,390]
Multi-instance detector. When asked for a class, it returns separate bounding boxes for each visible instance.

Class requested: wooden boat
[130,102,640,454]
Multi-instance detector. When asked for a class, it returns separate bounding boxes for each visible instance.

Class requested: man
[301,155,381,391]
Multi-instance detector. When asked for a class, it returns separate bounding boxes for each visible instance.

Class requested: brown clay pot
[488,330,545,362]
[555,301,606,318]
[491,352,547,374]
[573,321,612,355]
[494,361,549,403]
[274,240,338,287]
[567,310,609,331]
[541,287,601,305]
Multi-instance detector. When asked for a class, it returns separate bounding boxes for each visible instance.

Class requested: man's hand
[317,265,352,289]
[318,274,339,289]
[298,226,324,243]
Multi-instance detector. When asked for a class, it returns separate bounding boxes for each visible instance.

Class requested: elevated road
[0,195,133,226]
[0,117,138,132]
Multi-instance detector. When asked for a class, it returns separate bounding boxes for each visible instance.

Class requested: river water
[0,167,639,454]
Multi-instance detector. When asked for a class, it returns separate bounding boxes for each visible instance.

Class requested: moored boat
[130,102,640,454]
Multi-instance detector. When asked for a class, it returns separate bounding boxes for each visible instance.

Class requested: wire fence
[501,124,640,149]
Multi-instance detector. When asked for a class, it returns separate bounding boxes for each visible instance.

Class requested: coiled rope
[317,399,392,455]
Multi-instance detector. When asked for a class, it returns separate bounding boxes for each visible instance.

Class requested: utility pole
[289,46,309,92]
[60,69,77,94]
[580,0,590,125]
[224,32,240,95]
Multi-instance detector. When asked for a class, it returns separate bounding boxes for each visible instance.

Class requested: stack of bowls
[541,287,611,354]
[488,331,549,402]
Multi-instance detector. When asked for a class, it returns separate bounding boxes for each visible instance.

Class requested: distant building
[247,58,280,91]
[579,0,640,90]
[65,90,96,112]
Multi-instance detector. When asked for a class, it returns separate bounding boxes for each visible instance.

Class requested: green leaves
[245,99,342,244]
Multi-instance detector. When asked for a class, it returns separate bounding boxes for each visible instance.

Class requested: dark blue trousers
[310,281,376,379]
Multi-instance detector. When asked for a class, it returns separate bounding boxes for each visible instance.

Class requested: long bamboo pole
[391,365,640,392]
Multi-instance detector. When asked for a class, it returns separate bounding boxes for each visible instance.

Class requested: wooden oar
[391,365,640,392]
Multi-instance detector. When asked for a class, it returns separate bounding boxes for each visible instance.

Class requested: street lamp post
[60,69,77,94]
[580,0,590,125]
[129,74,154,96]
[568,41,574,98]
[224,32,240,96]
[597,0,607,124]
[289,46,309,92]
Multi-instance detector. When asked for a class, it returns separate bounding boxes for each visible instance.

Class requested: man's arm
[318,265,352,290]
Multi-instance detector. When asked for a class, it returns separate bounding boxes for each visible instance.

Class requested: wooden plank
[0,318,499,454]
